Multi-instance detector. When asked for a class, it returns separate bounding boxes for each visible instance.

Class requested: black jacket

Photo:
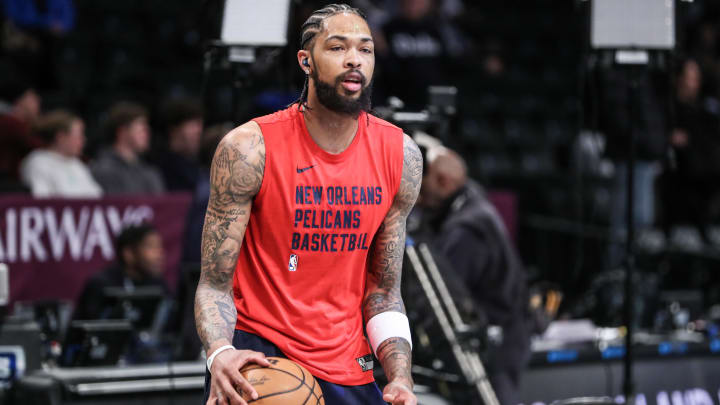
[424,180,530,374]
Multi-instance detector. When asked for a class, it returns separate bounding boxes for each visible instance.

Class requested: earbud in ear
[303,58,310,67]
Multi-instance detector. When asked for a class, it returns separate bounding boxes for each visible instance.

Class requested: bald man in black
[417,146,530,405]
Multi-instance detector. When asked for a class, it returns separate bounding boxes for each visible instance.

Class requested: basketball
[240,357,324,404]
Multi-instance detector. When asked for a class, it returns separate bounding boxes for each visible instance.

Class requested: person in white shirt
[20,110,102,198]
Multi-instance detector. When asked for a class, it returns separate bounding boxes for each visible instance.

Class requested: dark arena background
[0,0,719,404]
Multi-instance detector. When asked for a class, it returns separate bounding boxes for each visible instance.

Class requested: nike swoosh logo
[296,165,316,173]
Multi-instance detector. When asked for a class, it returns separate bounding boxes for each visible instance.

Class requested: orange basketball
[240,357,324,404]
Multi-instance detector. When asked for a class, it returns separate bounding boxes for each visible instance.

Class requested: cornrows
[299,4,367,51]
[293,4,368,110]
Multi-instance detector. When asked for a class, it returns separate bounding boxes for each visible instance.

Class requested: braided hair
[293,4,368,110]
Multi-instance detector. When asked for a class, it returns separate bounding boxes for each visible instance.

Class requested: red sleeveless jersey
[233,106,404,385]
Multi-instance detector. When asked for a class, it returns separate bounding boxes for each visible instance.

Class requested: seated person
[19,110,102,198]
[73,223,168,322]
[417,145,530,405]
[90,102,165,194]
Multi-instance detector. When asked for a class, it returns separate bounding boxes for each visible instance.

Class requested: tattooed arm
[364,134,422,405]
[195,122,269,405]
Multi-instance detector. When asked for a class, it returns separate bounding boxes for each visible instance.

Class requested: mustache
[335,70,367,87]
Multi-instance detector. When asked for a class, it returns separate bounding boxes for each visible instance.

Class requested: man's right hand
[206,348,271,405]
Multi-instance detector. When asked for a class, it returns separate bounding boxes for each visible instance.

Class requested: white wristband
[366,311,412,356]
[206,345,235,372]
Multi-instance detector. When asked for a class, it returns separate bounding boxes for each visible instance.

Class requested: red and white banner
[0,193,193,306]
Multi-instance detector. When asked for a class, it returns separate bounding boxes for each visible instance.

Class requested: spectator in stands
[72,223,172,364]
[90,102,165,194]
[153,98,204,192]
[19,110,101,198]
[73,223,168,321]
[662,58,720,242]
[0,80,42,183]
[417,145,530,405]
[375,0,466,109]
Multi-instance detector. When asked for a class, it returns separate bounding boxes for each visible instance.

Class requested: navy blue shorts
[203,329,386,405]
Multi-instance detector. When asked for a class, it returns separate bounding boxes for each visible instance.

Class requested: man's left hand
[382,381,417,405]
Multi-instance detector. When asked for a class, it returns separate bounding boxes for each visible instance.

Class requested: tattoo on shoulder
[208,130,265,209]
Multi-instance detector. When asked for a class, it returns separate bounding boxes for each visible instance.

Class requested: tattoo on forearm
[195,287,236,350]
[377,337,413,386]
[195,128,265,351]
[216,300,236,325]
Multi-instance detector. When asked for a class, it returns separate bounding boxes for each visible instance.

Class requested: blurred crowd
[2,0,720,401]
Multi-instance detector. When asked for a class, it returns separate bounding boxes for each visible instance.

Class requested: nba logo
[288,254,298,272]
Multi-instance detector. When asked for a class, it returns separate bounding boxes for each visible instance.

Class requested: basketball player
[195,4,420,405]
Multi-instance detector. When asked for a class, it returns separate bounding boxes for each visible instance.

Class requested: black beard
[311,70,372,116]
